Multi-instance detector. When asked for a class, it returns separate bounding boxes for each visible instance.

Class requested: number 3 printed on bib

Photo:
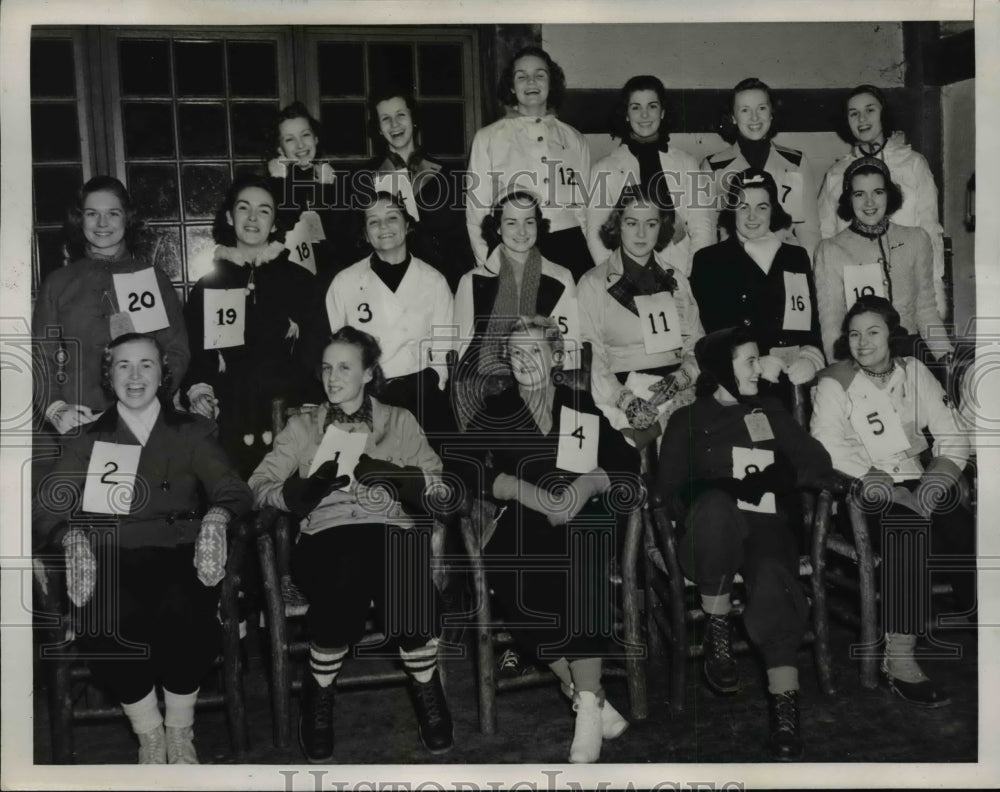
[83,441,142,515]
[112,268,169,333]
[634,292,682,355]
[555,407,599,473]
[849,389,910,460]
[203,288,246,350]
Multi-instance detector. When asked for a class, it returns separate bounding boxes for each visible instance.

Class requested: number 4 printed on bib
[112,268,169,333]
[83,441,142,515]
[555,407,599,473]
[634,292,682,355]
[203,289,246,350]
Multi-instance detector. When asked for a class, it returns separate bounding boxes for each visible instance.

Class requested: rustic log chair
[34,513,258,763]
[451,342,649,735]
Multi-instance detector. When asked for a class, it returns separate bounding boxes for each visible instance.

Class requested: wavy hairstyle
[838,84,897,145]
[323,326,387,397]
[836,157,904,222]
[718,77,778,144]
[832,294,910,361]
[212,174,282,247]
[502,314,566,375]
[63,176,145,262]
[598,186,675,253]
[100,332,173,401]
[273,101,324,158]
[367,89,422,154]
[609,74,670,147]
[480,190,550,251]
[497,45,567,110]
[718,168,793,236]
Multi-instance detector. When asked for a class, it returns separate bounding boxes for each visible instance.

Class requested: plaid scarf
[607,250,679,316]
[322,395,374,432]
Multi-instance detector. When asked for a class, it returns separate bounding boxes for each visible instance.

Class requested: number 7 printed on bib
[83,441,142,515]
[555,407,599,473]
[112,268,170,334]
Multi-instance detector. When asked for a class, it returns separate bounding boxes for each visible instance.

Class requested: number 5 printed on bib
[83,441,142,515]
[112,268,170,333]
[732,446,776,514]
[555,406,599,474]
[634,292,682,355]
[203,289,246,350]
[849,388,910,460]
[550,292,581,371]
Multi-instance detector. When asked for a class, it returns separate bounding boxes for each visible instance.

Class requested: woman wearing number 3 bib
[183,175,315,477]
[813,157,951,366]
[462,316,640,763]
[248,327,453,763]
[32,176,190,436]
[658,327,832,760]
[810,296,974,707]
[33,333,253,764]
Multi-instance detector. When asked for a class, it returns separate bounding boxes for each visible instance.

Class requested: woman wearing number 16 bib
[813,157,951,366]
[33,333,252,764]
[183,175,315,477]
[810,296,973,708]
[657,328,832,760]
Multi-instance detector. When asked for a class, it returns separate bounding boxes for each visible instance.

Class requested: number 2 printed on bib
[112,268,169,333]
[203,289,246,350]
[83,441,142,515]
[849,388,910,460]
[634,292,682,355]
[842,263,887,306]
[555,406,599,473]
[782,272,811,332]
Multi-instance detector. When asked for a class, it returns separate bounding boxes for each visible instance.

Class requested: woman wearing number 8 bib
[577,187,703,448]
[462,316,640,763]
[183,175,315,477]
[809,296,973,707]
[32,176,190,436]
[657,327,832,760]
[248,327,453,762]
[33,333,253,764]
[691,169,824,406]
[813,157,951,366]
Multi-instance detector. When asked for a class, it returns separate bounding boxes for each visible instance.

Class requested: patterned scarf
[848,219,894,303]
[607,250,678,316]
[323,395,374,432]
[849,217,891,239]
[479,246,543,374]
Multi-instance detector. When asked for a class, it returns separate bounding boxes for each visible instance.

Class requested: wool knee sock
[163,688,198,729]
[310,644,348,688]
[568,657,603,695]
[400,639,438,684]
[701,592,732,616]
[883,632,928,683]
[121,688,162,736]
[766,666,799,695]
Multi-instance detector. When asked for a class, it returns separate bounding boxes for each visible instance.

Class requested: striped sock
[399,639,438,684]
[310,645,347,688]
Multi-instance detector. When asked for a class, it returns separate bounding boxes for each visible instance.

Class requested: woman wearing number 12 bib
[810,296,973,708]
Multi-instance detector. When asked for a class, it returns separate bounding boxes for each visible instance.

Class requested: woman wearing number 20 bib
[813,157,951,365]
[32,176,190,436]
[657,327,832,760]
[810,296,973,708]
[183,175,315,477]
[33,333,252,764]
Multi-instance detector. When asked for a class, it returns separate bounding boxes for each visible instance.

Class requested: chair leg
[655,508,688,715]
[458,514,496,735]
[621,507,647,721]
[847,498,880,689]
[221,538,250,755]
[811,491,836,696]
[257,532,293,749]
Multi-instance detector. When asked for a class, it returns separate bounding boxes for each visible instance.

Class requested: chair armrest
[812,469,857,497]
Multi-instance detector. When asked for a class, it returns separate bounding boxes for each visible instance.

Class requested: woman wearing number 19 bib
[809,297,973,707]
[182,175,315,477]
[813,157,951,365]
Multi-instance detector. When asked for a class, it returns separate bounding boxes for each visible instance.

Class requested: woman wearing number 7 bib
[248,327,454,762]
[810,296,973,707]
[813,157,952,366]
[657,327,832,760]
[33,333,253,764]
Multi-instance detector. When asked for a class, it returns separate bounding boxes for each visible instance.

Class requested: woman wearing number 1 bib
[813,157,951,366]
[32,176,190,436]
[810,296,973,707]
[658,328,832,760]
[33,333,252,764]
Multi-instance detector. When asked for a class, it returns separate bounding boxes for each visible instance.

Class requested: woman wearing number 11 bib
[657,328,832,760]
[810,296,973,708]
[33,333,252,764]
[813,157,951,366]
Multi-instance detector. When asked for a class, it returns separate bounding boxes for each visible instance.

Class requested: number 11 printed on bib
[634,292,682,355]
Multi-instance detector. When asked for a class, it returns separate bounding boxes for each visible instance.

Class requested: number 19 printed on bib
[203,289,246,350]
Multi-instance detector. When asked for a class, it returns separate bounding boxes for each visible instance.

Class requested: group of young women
[31,43,973,766]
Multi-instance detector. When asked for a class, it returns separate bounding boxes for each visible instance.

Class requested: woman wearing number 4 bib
[810,297,974,707]
[462,316,640,763]
[691,169,824,407]
[325,191,456,448]
[813,157,951,367]
[658,328,832,760]
[33,333,253,764]
[32,176,190,436]
[183,175,316,477]
[577,187,702,448]
[248,327,454,762]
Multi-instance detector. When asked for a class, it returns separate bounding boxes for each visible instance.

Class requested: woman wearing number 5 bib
[657,328,832,760]
[577,187,702,448]
[32,176,190,436]
[33,333,253,764]
[813,157,951,366]
[248,327,453,763]
[462,316,640,763]
[810,296,973,707]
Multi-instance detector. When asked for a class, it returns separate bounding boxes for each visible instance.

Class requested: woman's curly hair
[100,332,173,401]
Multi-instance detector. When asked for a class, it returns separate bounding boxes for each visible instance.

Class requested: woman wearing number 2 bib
[464,316,639,763]
[183,175,315,477]
[32,176,189,436]
[577,187,702,448]
[248,327,453,763]
[810,296,973,708]
[814,157,951,366]
[691,169,824,406]
[658,327,832,760]
[33,333,252,764]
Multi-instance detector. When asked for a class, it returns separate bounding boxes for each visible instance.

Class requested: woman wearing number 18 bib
[657,328,832,760]
[182,175,316,477]
[33,333,252,764]
[809,297,973,708]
